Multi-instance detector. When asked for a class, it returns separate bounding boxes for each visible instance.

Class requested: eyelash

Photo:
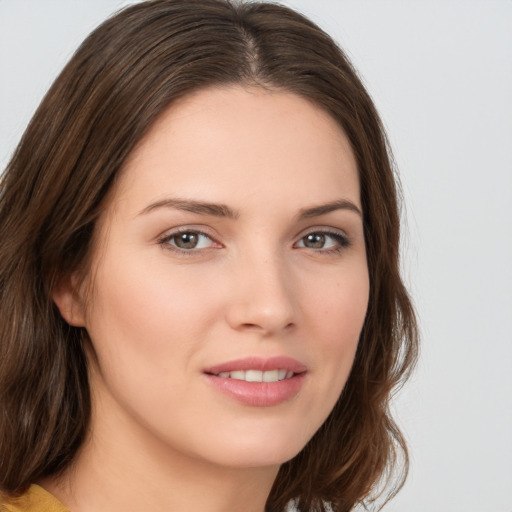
[296,230,351,255]
[157,228,351,256]
[158,228,219,256]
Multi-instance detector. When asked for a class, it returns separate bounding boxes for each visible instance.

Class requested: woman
[0,1,418,511]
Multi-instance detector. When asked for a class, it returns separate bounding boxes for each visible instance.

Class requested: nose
[225,251,297,336]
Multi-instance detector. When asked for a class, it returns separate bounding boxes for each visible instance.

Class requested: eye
[159,230,217,251]
[295,231,349,252]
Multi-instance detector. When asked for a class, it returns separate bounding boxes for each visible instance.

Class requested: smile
[215,369,294,382]
[204,356,307,407]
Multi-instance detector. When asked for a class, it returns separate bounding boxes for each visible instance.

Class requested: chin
[189,419,315,469]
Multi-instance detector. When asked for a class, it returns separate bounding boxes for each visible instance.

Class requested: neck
[44,453,277,512]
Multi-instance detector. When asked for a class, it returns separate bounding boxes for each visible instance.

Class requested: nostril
[237,322,296,336]
[240,323,262,330]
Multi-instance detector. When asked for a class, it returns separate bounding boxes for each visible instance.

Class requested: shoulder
[2,485,69,512]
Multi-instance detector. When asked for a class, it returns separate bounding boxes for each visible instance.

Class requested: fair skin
[50,85,369,512]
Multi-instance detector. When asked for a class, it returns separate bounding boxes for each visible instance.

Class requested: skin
[51,85,369,512]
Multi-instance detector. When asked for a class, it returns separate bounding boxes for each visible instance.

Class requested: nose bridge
[226,241,297,334]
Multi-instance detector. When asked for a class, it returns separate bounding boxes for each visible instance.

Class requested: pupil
[305,233,325,248]
[176,232,198,249]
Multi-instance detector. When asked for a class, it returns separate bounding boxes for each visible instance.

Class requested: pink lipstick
[203,356,307,407]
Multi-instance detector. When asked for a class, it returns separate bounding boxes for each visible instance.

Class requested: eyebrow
[139,197,362,220]
[139,198,239,218]
[298,199,362,219]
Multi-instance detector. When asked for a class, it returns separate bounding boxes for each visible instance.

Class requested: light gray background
[1,1,511,511]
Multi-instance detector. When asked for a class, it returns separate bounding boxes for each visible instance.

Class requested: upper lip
[204,356,307,375]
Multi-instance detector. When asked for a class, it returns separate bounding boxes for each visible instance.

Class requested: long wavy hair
[0,1,418,510]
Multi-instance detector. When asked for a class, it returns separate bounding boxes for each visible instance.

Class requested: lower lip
[204,373,306,407]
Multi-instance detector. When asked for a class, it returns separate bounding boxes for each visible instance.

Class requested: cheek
[82,253,224,432]
[304,266,369,390]
[90,250,216,333]
[84,252,218,382]
[308,267,369,343]
[293,269,368,439]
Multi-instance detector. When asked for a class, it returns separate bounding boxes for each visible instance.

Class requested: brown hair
[0,1,418,510]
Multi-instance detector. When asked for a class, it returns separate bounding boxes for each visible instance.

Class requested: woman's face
[67,86,369,470]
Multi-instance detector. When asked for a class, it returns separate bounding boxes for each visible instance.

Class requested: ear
[52,274,87,327]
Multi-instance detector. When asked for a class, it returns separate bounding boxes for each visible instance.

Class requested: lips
[215,369,293,382]
[204,356,307,407]
[205,356,307,375]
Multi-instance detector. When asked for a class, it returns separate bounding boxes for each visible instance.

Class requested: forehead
[114,85,360,213]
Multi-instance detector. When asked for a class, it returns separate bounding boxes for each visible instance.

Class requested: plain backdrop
[1,1,511,511]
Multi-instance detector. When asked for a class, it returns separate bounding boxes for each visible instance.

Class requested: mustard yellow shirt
[2,485,69,512]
